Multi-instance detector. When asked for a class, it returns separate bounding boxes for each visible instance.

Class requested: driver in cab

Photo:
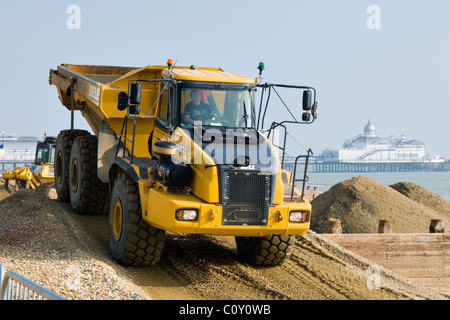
[182,89,217,125]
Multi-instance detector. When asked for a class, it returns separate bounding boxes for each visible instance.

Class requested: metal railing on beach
[0,263,66,300]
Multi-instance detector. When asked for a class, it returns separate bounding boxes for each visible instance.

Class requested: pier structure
[283,120,448,173]
[283,160,450,173]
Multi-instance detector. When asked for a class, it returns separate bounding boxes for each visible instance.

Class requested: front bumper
[141,186,310,237]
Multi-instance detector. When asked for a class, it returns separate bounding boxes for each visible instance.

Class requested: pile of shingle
[310,175,450,234]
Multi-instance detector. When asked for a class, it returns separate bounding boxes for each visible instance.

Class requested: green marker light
[258,62,265,78]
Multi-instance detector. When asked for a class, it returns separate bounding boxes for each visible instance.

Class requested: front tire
[109,173,165,267]
[235,234,295,266]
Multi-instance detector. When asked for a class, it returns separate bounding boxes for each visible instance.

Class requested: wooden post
[378,220,392,234]
[327,218,342,234]
[429,219,445,233]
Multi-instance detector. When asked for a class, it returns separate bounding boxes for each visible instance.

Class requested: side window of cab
[157,84,172,128]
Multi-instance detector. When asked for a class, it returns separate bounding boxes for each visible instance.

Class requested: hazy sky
[1,0,449,158]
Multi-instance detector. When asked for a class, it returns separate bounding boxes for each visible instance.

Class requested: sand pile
[0,189,150,300]
[1,180,449,300]
[0,180,10,201]
[310,175,450,234]
[390,182,450,217]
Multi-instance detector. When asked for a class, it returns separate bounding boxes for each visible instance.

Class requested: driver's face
[191,91,201,104]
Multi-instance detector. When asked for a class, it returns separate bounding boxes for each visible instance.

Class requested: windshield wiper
[204,163,233,169]
[237,101,250,127]
[204,157,251,169]
[237,115,249,127]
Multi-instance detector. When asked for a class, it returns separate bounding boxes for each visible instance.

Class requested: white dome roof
[364,120,376,136]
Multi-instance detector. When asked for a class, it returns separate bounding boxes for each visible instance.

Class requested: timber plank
[319,233,450,294]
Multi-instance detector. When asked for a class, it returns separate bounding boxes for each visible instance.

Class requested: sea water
[300,171,450,202]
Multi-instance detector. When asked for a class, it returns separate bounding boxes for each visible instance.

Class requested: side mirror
[117,92,129,111]
[302,90,312,111]
[129,83,141,105]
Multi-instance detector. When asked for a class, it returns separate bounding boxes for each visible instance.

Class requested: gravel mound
[390,181,450,217]
[0,183,10,201]
[310,175,450,234]
[0,189,150,300]
[1,180,448,300]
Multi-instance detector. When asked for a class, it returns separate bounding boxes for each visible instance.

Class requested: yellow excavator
[3,135,57,198]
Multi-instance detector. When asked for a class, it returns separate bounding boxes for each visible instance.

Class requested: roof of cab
[159,67,256,84]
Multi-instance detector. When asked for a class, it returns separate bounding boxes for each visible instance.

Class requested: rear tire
[54,129,90,202]
[69,134,110,214]
[235,234,295,266]
[109,173,165,267]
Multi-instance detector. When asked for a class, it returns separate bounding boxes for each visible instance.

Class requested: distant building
[318,120,444,163]
[0,133,38,171]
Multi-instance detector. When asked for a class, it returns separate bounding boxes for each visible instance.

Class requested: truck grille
[222,171,270,226]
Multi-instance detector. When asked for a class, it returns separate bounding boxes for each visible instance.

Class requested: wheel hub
[70,158,78,193]
[112,198,123,241]
[56,150,63,184]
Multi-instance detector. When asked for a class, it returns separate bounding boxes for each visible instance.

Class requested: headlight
[289,211,309,223]
[175,209,198,221]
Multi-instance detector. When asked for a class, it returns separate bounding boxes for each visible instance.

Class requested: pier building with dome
[284,121,448,172]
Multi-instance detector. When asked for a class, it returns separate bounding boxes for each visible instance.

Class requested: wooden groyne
[321,233,450,295]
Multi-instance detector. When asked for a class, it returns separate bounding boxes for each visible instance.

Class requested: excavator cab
[34,137,56,165]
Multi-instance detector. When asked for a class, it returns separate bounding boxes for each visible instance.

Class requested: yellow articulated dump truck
[49,61,318,266]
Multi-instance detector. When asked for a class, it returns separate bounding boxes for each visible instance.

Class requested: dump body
[50,62,316,266]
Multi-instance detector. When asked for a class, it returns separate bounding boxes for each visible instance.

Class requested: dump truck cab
[145,71,281,229]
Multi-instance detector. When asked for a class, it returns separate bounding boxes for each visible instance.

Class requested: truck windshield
[180,86,255,129]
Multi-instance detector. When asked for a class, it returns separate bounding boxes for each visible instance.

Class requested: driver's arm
[182,104,195,125]
[182,113,195,125]
[206,104,217,121]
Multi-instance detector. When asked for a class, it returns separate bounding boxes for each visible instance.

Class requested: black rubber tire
[54,129,90,202]
[69,134,110,215]
[235,234,295,266]
[109,173,165,267]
